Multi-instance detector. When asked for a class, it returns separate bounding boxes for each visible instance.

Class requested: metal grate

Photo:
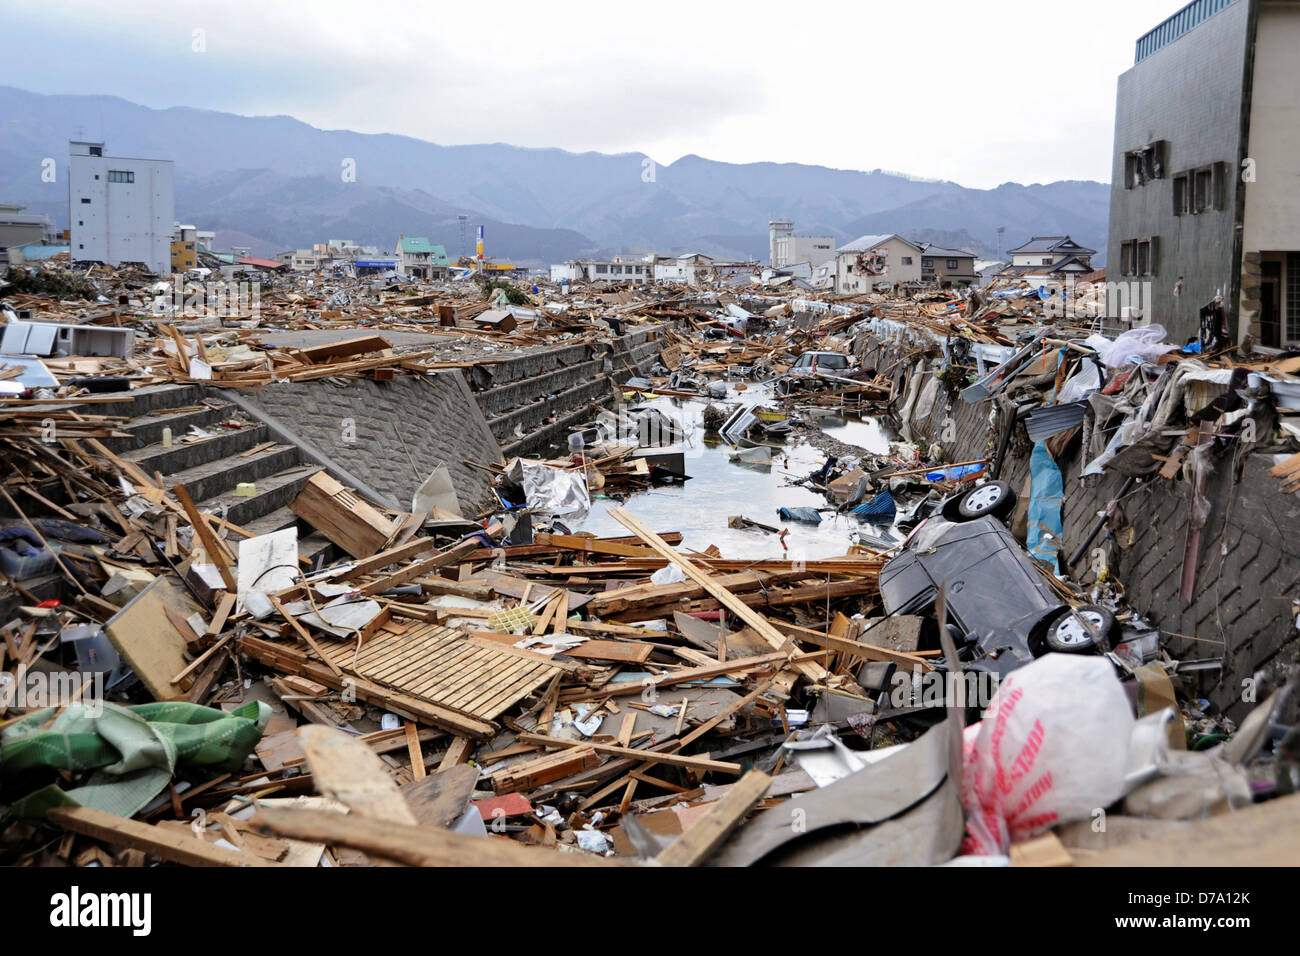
[1287,252,1300,343]
[1135,0,1239,62]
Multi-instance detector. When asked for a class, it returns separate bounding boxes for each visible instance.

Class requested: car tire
[955,481,1017,521]
[1044,605,1115,654]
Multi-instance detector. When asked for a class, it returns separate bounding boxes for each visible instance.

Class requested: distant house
[998,235,1097,287]
[550,256,651,284]
[170,224,198,273]
[920,244,977,288]
[835,234,923,293]
[653,252,714,284]
[235,257,286,272]
[395,236,449,280]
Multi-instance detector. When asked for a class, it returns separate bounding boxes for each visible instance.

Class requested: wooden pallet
[315,622,565,722]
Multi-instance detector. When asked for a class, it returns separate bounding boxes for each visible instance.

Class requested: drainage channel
[567,381,898,561]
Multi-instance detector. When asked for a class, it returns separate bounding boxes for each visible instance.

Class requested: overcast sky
[1,0,1185,188]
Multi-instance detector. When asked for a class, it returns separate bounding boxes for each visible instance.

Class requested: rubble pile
[1,258,1298,868]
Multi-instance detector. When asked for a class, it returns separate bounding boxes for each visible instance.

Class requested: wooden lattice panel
[316,622,562,721]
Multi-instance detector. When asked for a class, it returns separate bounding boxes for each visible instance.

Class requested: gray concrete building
[1108,0,1300,348]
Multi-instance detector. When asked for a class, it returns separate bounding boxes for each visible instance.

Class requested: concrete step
[486,375,612,443]
[65,383,206,421]
[196,463,320,527]
[121,423,272,477]
[168,443,304,505]
[99,401,237,453]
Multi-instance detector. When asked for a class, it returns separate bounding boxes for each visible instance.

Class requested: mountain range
[0,86,1110,266]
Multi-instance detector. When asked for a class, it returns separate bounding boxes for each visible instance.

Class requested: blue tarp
[925,463,984,482]
[777,507,823,524]
[851,489,896,523]
[1026,441,1065,568]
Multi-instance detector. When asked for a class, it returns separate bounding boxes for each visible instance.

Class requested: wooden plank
[206,591,236,636]
[491,746,602,793]
[517,733,742,775]
[565,639,654,664]
[655,770,771,866]
[48,806,276,867]
[297,724,417,824]
[772,619,935,671]
[399,763,479,829]
[249,807,623,867]
[172,482,237,591]
[405,721,426,780]
[439,736,473,770]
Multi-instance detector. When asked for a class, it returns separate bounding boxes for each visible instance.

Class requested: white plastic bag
[960,654,1134,855]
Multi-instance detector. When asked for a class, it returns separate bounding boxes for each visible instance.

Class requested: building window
[947,259,959,269]
[595,265,607,274]
[901,256,912,265]
[107,170,135,183]
[923,259,933,268]
[80,197,91,204]
[1121,237,1158,277]
[1124,141,1166,188]
[1192,163,1226,213]
[1173,173,1190,215]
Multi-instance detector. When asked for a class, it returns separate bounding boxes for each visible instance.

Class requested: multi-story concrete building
[1108,0,1300,347]
[68,141,174,275]
[768,219,836,268]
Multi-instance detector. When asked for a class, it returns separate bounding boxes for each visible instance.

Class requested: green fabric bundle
[1,699,270,820]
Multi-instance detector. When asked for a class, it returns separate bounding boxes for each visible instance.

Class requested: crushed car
[878,480,1119,679]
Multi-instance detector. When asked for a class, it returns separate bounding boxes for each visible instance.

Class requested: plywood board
[104,574,201,700]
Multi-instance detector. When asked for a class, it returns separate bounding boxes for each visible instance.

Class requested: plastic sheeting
[851,489,897,523]
[1104,324,1179,368]
[504,458,590,518]
[1026,441,1064,568]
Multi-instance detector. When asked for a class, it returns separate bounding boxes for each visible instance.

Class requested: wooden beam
[655,770,771,866]
[172,482,237,591]
[608,508,827,680]
[249,807,623,867]
[517,733,742,775]
[47,806,276,867]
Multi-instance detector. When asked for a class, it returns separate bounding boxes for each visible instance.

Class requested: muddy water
[569,383,891,561]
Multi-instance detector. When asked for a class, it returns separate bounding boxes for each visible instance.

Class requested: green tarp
[1,699,270,820]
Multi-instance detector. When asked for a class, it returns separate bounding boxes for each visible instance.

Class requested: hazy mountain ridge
[0,86,1109,265]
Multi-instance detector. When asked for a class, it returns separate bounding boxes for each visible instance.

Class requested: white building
[68,141,174,275]
[768,219,836,268]
[550,256,651,284]
[653,252,714,284]
[835,234,923,293]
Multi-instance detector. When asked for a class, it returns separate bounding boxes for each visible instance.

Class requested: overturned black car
[878,480,1117,679]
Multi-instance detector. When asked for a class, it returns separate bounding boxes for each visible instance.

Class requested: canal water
[569,381,897,561]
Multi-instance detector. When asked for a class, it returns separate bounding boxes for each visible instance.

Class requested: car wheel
[955,481,1016,521]
[1044,605,1115,654]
